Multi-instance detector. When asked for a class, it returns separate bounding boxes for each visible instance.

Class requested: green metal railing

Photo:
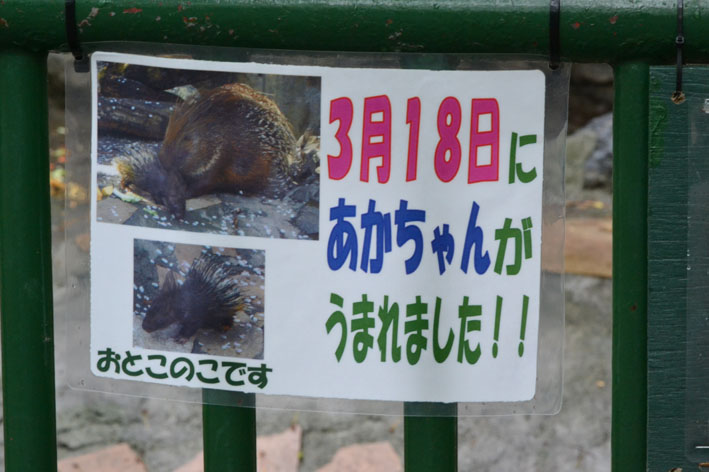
[0,49,57,472]
[612,62,649,472]
[1,1,708,471]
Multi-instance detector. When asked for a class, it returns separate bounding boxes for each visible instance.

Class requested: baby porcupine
[118,83,304,218]
[142,252,244,341]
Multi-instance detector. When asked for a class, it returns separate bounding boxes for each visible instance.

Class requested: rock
[565,129,597,200]
[131,245,160,321]
[245,248,266,268]
[293,205,319,238]
[186,195,221,211]
[251,74,321,137]
[287,182,318,204]
[96,196,139,224]
[583,113,613,190]
[565,111,613,199]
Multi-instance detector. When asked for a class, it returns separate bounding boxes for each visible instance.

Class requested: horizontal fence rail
[0,1,707,62]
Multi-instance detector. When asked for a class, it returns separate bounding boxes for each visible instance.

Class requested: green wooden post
[0,49,58,472]
[611,62,649,472]
[646,66,709,471]
[645,65,690,472]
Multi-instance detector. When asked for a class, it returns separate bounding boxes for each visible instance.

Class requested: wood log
[97,97,174,140]
[99,73,179,102]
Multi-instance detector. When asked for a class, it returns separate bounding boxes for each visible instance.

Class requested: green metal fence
[1,1,708,471]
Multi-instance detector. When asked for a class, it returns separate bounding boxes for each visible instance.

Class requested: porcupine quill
[142,252,244,341]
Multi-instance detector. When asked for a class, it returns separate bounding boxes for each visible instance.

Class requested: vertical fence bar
[0,49,58,471]
[611,62,649,472]
[202,390,256,471]
[404,403,457,471]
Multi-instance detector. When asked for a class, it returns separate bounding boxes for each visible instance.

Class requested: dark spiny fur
[142,252,243,341]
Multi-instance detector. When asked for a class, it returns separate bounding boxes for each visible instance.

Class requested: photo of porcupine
[142,252,244,339]
[95,60,320,240]
[133,239,265,359]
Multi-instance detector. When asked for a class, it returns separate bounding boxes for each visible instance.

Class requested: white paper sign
[90,52,545,403]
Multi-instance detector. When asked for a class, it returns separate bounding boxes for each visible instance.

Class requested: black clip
[549,0,561,70]
[65,0,89,73]
[672,0,685,104]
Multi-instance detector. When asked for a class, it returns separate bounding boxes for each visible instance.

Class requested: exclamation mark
[492,296,502,358]
[518,295,529,357]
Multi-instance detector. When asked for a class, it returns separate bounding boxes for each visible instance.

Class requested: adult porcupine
[118,83,307,219]
[142,252,244,341]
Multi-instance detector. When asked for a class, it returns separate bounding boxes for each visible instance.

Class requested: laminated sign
[90,52,555,404]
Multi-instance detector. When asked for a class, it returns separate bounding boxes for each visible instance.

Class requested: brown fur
[121,83,297,218]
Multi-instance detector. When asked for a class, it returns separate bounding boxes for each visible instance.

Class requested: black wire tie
[672,0,685,104]
[65,0,89,73]
[549,0,561,70]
